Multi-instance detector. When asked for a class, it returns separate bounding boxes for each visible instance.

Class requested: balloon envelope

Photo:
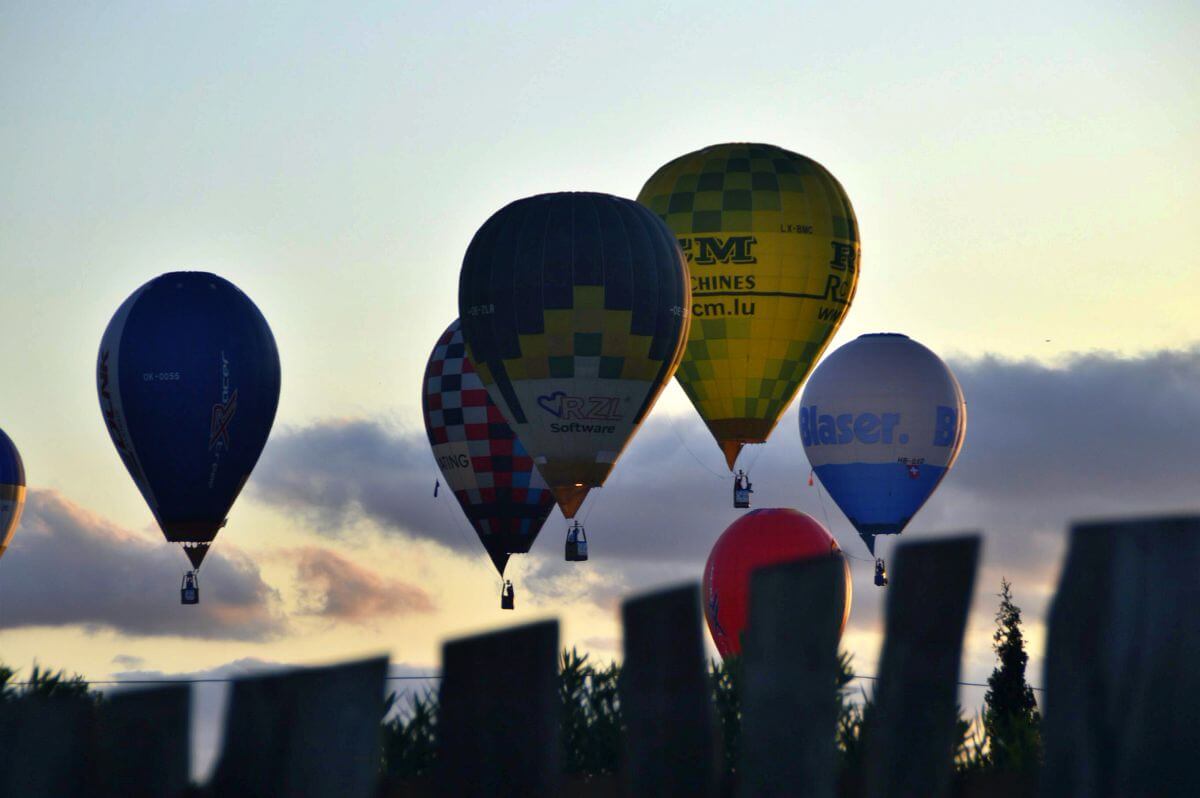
[702,508,850,659]
[639,143,860,469]
[800,333,966,555]
[422,319,556,575]
[97,272,281,567]
[458,192,690,517]
[0,428,25,560]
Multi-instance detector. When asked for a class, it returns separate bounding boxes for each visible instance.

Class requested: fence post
[865,535,980,798]
[208,656,389,798]
[94,685,190,798]
[438,620,560,798]
[1041,515,1200,798]
[621,583,719,798]
[0,696,93,797]
[739,554,849,798]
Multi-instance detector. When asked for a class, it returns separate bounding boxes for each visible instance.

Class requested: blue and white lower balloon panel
[813,462,948,537]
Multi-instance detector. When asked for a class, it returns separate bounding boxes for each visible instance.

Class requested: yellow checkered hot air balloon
[638,143,860,488]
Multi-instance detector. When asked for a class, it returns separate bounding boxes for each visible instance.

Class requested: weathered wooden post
[438,620,560,797]
[208,656,389,798]
[1038,519,1112,798]
[94,684,190,798]
[1041,515,1200,798]
[0,695,94,797]
[621,583,720,798]
[739,554,850,798]
[865,535,980,798]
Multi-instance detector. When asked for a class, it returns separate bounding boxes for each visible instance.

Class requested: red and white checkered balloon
[422,320,555,575]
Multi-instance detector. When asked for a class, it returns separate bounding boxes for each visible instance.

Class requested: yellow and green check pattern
[483,287,669,385]
[638,143,860,467]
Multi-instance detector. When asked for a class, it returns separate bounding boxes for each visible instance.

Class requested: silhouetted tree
[559,649,622,778]
[380,688,438,780]
[983,578,1041,772]
[0,662,96,704]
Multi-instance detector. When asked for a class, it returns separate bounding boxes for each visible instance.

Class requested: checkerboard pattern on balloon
[636,143,860,447]
[423,320,555,545]
[638,142,859,239]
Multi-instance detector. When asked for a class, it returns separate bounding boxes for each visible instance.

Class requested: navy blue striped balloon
[97,272,281,568]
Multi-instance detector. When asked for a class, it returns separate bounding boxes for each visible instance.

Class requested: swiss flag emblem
[907,464,920,479]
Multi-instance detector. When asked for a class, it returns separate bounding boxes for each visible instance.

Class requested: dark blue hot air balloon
[97,272,281,601]
[0,427,25,561]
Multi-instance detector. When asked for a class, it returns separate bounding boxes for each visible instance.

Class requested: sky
[1,0,1198,776]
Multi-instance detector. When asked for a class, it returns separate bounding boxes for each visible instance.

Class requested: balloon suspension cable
[667,415,730,481]
[431,475,482,553]
[577,497,598,527]
[741,441,766,475]
[812,475,873,563]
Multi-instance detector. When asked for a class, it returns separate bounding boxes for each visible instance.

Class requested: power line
[847,674,1044,693]
[7,675,441,687]
[8,673,1044,693]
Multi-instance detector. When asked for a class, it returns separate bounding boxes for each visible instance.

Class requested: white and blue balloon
[800,333,966,556]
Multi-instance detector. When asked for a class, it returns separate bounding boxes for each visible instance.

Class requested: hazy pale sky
[1,0,1198,736]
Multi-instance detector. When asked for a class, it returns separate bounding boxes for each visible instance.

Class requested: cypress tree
[983,578,1041,771]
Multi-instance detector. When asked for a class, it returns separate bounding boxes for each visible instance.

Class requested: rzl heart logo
[537,391,566,417]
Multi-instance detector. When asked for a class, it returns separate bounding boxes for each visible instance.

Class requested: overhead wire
[7,675,440,687]
[8,672,1043,692]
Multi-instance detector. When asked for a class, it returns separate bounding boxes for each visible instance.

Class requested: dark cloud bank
[250,347,1200,643]
[0,491,427,639]
[1,491,286,640]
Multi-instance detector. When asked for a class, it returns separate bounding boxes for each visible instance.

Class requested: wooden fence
[0,514,1197,796]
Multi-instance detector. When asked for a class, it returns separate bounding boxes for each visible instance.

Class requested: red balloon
[702,508,851,659]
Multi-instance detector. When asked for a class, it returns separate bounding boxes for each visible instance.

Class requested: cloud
[252,419,480,554]
[290,546,435,621]
[246,347,1200,675]
[111,654,145,669]
[0,490,286,641]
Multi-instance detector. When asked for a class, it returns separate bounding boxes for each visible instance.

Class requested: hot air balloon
[458,192,690,560]
[0,428,25,561]
[638,143,859,506]
[800,333,966,586]
[702,508,850,659]
[423,319,557,608]
[97,272,281,604]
